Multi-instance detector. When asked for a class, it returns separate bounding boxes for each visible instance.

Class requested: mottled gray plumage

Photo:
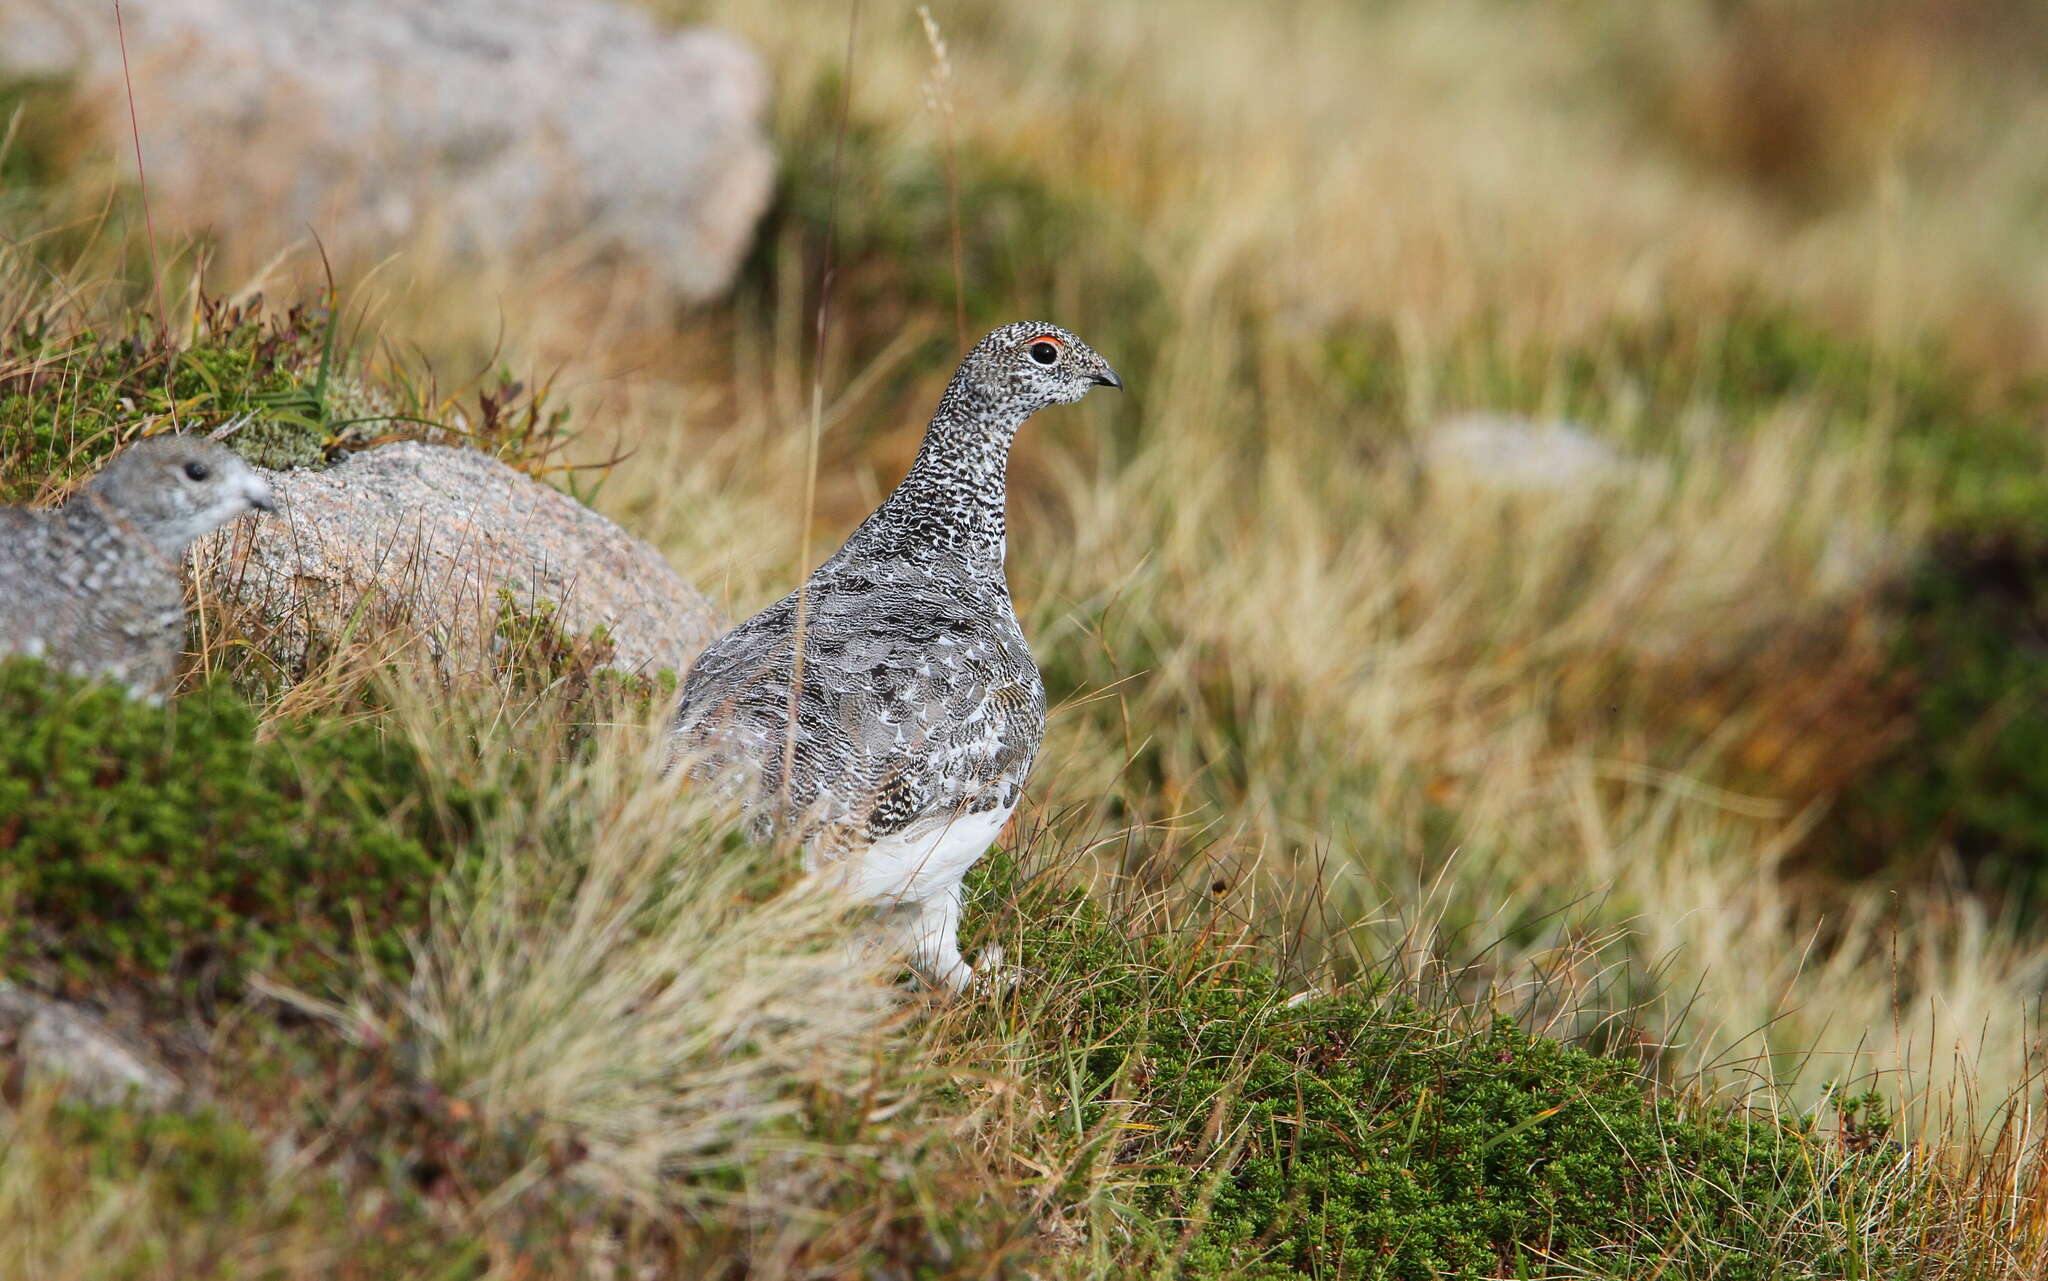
[672,322,1121,990]
[0,436,275,699]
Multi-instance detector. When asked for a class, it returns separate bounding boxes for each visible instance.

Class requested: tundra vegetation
[5,1,2048,1275]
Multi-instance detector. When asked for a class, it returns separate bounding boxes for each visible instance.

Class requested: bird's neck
[66,490,181,558]
[849,394,1032,570]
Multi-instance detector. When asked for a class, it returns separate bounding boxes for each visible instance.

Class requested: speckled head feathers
[951,322,1122,412]
[80,436,276,553]
[854,322,1122,564]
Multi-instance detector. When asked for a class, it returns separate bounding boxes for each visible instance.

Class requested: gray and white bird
[0,435,275,700]
[671,322,1122,991]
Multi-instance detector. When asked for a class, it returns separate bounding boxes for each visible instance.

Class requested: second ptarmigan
[0,435,274,700]
[670,322,1121,991]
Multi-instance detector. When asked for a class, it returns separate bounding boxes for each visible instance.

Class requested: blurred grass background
[624,0,2048,1124]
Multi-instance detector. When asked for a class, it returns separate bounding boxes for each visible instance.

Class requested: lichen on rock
[200,441,722,684]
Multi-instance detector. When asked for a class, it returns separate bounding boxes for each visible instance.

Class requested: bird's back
[0,508,65,656]
[673,545,1045,853]
[0,500,186,694]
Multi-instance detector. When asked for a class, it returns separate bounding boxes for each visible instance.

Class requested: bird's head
[82,435,276,552]
[955,322,1123,414]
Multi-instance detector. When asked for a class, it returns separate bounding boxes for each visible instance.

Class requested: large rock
[1,0,773,303]
[200,442,722,680]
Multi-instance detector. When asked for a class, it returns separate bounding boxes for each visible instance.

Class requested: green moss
[0,296,581,505]
[0,657,473,996]
[972,859,1911,1279]
[0,300,337,499]
[23,1096,469,1276]
[52,1100,271,1216]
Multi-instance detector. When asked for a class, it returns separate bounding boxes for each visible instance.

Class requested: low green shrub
[0,299,341,499]
[51,1100,272,1219]
[489,591,677,723]
[0,657,472,995]
[974,861,1910,1279]
[0,294,579,505]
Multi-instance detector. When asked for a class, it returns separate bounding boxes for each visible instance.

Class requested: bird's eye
[1028,341,1060,366]
[182,461,211,482]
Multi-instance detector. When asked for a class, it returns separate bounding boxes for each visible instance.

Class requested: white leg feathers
[833,805,1014,995]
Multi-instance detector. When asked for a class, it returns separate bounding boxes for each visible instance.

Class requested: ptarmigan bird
[671,322,1122,991]
[0,435,275,699]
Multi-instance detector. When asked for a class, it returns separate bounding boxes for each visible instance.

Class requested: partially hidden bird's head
[79,435,276,552]
[953,322,1122,415]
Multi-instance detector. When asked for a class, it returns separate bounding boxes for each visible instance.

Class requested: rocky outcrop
[200,442,722,680]
[0,0,774,303]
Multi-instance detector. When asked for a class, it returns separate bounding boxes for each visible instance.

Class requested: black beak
[1091,364,1124,390]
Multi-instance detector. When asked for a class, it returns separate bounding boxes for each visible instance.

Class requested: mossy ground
[952,859,1915,1279]
[1836,530,2048,910]
[0,290,577,507]
[0,299,342,498]
[0,658,468,998]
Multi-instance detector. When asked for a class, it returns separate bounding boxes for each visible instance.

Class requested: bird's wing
[673,556,1043,842]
